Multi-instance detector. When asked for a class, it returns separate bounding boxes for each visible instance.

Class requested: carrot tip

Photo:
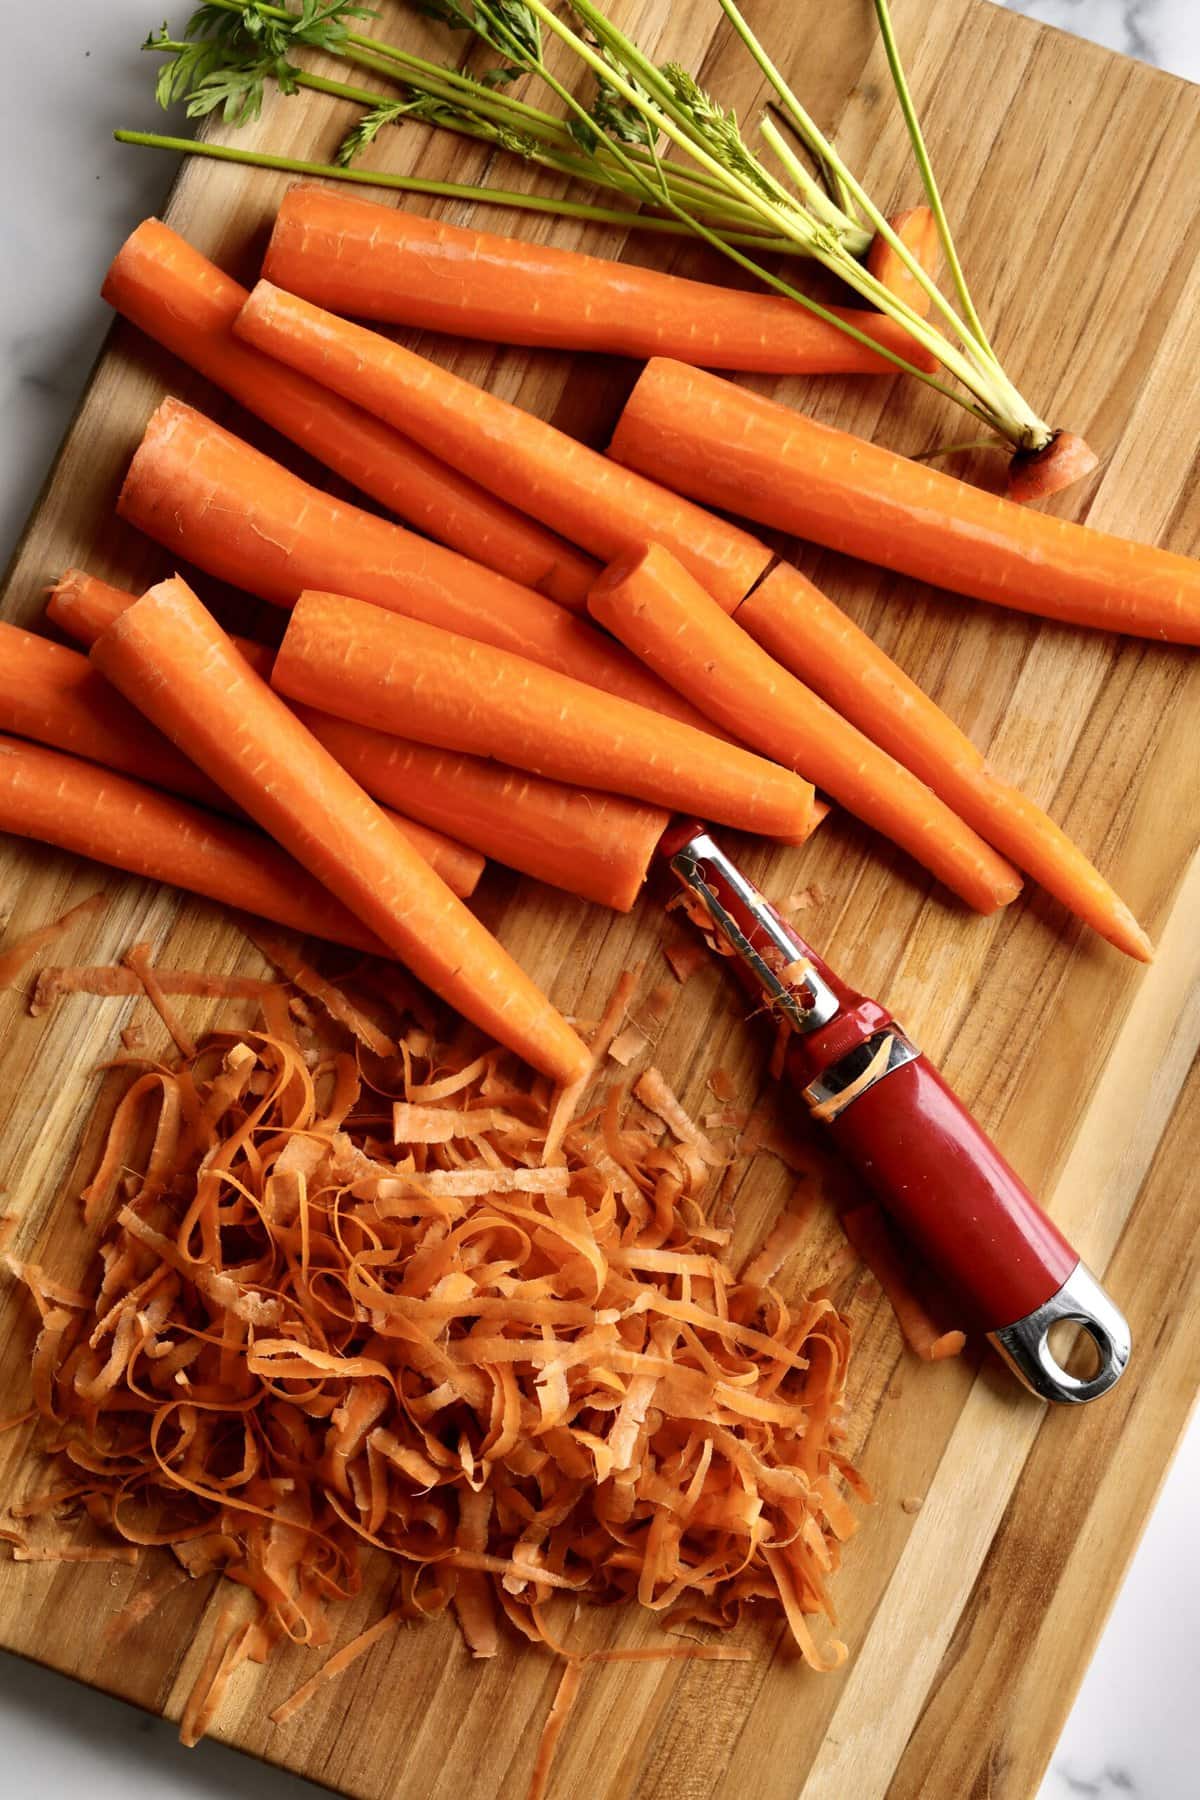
[1006,432,1099,505]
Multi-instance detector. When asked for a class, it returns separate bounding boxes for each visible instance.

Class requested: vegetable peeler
[664,823,1130,1405]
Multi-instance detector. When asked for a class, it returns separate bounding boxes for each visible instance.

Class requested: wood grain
[1,3,1198,1797]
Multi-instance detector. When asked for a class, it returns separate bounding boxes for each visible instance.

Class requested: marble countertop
[0,3,1196,1797]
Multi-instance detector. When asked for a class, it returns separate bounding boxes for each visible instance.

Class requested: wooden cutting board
[1,3,1198,1796]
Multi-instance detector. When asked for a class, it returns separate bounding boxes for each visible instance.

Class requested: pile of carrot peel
[3,955,866,1794]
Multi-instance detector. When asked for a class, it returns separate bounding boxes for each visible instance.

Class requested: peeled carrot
[91,579,588,1083]
[292,707,666,913]
[264,185,939,377]
[609,359,1200,643]
[271,590,815,839]
[0,736,389,956]
[45,570,133,642]
[49,571,665,910]
[102,219,596,611]
[866,207,938,319]
[49,570,270,679]
[590,546,1020,913]
[233,282,771,613]
[0,622,228,812]
[737,565,1151,959]
[5,617,482,900]
[119,400,714,730]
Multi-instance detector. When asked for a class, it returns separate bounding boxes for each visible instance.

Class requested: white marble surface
[0,3,1196,1796]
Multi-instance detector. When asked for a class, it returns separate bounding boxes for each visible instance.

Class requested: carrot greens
[121,0,1068,459]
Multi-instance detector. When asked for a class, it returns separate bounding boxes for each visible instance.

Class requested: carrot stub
[118,399,712,730]
[233,280,771,613]
[0,736,389,955]
[609,359,1200,644]
[270,589,817,840]
[90,578,588,1084]
[49,570,663,912]
[264,184,938,377]
[1006,432,1100,506]
[103,217,596,609]
[736,564,1151,960]
[589,546,1021,914]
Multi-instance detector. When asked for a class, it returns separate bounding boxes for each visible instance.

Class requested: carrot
[292,707,666,913]
[3,617,482,901]
[264,185,938,377]
[91,578,588,1084]
[866,206,938,319]
[1006,432,1100,506]
[0,621,229,811]
[0,735,391,955]
[102,218,597,610]
[45,570,132,642]
[49,571,664,912]
[589,546,1020,913]
[271,590,816,839]
[118,400,715,729]
[233,281,771,613]
[736,564,1152,959]
[609,359,1200,643]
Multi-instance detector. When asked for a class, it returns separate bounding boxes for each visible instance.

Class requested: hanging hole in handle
[1037,1314,1113,1396]
[1044,1318,1103,1382]
[990,1263,1131,1403]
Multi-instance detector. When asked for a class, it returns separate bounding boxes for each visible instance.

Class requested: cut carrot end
[1006,432,1100,505]
[866,207,939,320]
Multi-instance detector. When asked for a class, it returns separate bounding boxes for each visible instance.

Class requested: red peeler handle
[664,824,1130,1404]
[812,1050,1076,1329]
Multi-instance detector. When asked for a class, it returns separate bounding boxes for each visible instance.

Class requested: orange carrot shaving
[665,940,709,986]
[528,1638,753,1797]
[808,1035,896,1124]
[0,891,107,987]
[9,1542,140,1565]
[607,1025,648,1068]
[529,1657,584,1800]
[248,930,397,1059]
[708,1069,737,1103]
[32,965,278,1015]
[270,1607,404,1725]
[123,941,197,1058]
[784,885,825,913]
[634,1067,723,1167]
[740,1203,813,1285]
[179,1602,244,1748]
[9,963,863,1778]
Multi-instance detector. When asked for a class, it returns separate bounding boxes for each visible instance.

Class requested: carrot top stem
[134,0,1061,456]
[511,0,1052,452]
[870,0,994,354]
[111,131,791,252]
[145,4,817,245]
